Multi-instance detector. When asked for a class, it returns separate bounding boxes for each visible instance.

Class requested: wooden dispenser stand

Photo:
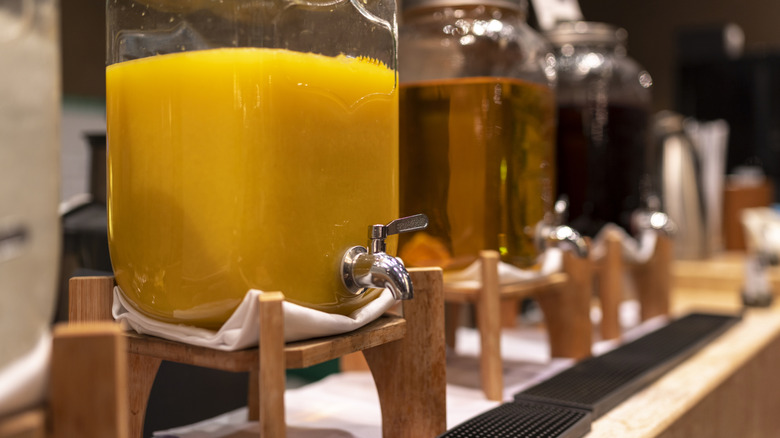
[0,321,129,438]
[443,249,593,401]
[66,267,446,438]
[594,228,673,341]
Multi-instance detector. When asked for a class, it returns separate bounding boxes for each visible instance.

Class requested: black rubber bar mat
[438,400,591,438]
[514,312,740,418]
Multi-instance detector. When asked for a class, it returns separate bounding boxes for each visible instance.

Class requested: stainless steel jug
[649,111,707,259]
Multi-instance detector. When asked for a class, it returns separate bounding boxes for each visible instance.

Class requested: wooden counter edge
[586,306,780,437]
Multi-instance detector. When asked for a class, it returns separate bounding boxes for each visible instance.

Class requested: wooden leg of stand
[127,353,161,438]
[364,267,447,437]
[599,231,623,340]
[445,302,462,351]
[247,369,259,421]
[50,322,128,438]
[567,252,594,358]
[0,409,45,438]
[339,351,369,372]
[636,234,672,321]
[68,276,115,322]
[476,251,503,401]
[535,252,593,360]
[500,299,519,328]
[68,277,149,437]
[258,292,286,438]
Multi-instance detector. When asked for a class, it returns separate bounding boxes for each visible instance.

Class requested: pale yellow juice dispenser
[397,0,561,271]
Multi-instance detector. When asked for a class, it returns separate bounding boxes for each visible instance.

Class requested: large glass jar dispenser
[547,21,653,237]
[106,0,400,329]
[0,0,60,414]
[397,0,557,270]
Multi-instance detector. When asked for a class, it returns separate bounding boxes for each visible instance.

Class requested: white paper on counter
[153,372,502,438]
[113,287,397,349]
[151,300,653,438]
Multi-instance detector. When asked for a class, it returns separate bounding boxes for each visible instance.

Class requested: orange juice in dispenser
[106,0,423,329]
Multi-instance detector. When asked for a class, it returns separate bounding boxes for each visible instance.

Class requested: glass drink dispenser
[397,0,557,270]
[0,0,59,386]
[547,22,653,237]
[106,0,402,329]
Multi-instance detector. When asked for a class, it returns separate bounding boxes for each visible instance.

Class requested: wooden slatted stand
[49,322,129,438]
[595,230,673,341]
[68,268,446,438]
[633,234,673,322]
[0,407,46,438]
[443,249,593,401]
[596,229,625,341]
[0,321,129,438]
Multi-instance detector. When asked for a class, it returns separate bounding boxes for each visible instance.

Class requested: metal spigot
[535,196,589,258]
[631,194,678,237]
[341,214,429,300]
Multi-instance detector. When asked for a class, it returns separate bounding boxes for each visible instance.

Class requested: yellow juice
[106,48,398,329]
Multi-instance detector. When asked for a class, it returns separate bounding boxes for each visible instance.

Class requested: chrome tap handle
[342,214,429,299]
[386,214,430,236]
[369,214,429,254]
[536,196,589,258]
[553,195,569,226]
[632,209,677,237]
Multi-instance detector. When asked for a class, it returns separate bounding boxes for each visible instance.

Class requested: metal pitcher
[648,111,707,259]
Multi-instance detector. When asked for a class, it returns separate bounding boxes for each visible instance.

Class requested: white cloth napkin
[440,225,658,291]
[590,223,658,265]
[113,287,397,350]
[442,248,564,289]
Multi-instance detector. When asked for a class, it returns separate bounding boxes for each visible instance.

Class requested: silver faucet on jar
[342,214,429,300]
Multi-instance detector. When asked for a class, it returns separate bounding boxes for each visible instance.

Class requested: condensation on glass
[106,0,399,328]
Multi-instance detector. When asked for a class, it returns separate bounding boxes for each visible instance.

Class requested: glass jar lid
[402,0,526,14]
[545,21,627,46]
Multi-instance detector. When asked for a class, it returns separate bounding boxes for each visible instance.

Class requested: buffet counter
[145,253,780,437]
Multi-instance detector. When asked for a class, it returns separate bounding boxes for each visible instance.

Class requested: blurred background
[60,0,780,202]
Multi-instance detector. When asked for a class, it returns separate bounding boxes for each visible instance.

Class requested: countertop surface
[588,290,778,437]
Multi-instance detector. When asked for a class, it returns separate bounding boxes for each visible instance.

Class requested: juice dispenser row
[103,0,660,330]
